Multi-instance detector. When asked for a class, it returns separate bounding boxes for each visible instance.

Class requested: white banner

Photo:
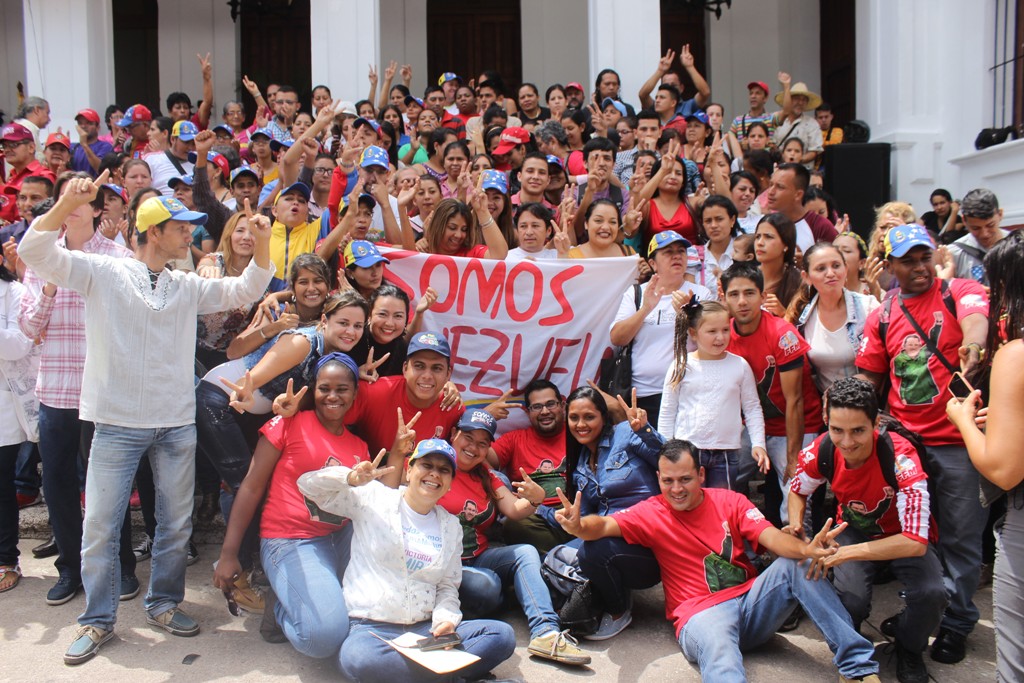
[382,250,639,433]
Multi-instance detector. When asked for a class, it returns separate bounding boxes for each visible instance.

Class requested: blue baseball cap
[884,223,934,258]
[270,138,294,152]
[275,181,311,203]
[230,166,260,185]
[437,72,461,86]
[359,146,390,169]
[172,120,199,141]
[407,331,451,359]
[135,196,207,232]
[648,230,692,256]
[168,175,194,190]
[685,110,710,126]
[546,154,565,171]
[212,123,234,136]
[456,409,497,439]
[481,169,508,194]
[409,438,457,472]
[601,98,627,118]
[100,183,128,203]
[117,104,152,127]
[404,95,424,108]
[344,240,390,268]
[250,128,273,141]
[353,117,382,137]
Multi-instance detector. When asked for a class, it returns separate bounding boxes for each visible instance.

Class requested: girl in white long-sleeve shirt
[658,300,769,490]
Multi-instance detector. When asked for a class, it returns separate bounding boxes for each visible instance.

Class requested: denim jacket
[795,289,876,350]
[572,421,666,517]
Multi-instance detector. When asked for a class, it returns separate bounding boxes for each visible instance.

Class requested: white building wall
[378,0,429,98]
[310,0,380,105]
[157,0,237,122]
[587,0,661,110]
[520,0,589,93]
[857,0,1024,225]
[707,0,821,126]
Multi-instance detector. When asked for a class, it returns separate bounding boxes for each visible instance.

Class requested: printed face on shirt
[825,406,877,467]
[657,454,705,512]
[403,350,452,404]
[888,245,934,295]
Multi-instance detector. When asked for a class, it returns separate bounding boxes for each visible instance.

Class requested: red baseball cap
[566,82,584,92]
[76,108,101,124]
[493,127,530,156]
[1,123,33,143]
[747,81,770,96]
[45,132,71,150]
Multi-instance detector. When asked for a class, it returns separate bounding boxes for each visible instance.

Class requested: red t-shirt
[647,199,697,244]
[345,375,464,453]
[727,311,823,436]
[439,469,505,559]
[258,411,369,539]
[856,279,988,445]
[0,160,56,223]
[615,489,773,636]
[791,432,931,543]
[452,244,489,258]
[492,426,567,506]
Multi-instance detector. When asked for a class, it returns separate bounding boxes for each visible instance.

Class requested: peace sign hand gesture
[221,371,256,414]
[512,468,545,507]
[346,448,395,487]
[392,407,421,458]
[623,198,647,236]
[658,48,676,74]
[484,389,516,420]
[359,347,392,383]
[679,44,695,69]
[552,218,573,257]
[616,388,649,432]
[554,487,584,535]
[272,378,308,417]
[803,517,846,580]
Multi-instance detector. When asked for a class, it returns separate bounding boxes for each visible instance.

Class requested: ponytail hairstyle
[785,241,846,324]
[668,300,728,387]
[755,212,802,308]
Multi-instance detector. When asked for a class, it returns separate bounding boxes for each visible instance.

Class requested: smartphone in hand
[417,633,462,651]
[947,371,975,401]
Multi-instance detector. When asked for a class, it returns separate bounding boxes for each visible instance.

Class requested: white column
[379,0,428,98]
[21,0,115,133]
[520,0,589,90]
[157,0,238,121]
[310,0,380,103]
[587,0,661,111]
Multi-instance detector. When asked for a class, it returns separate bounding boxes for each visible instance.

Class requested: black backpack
[816,414,927,490]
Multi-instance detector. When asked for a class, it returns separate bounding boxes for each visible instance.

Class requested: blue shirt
[571,421,666,517]
[70,140,114,177]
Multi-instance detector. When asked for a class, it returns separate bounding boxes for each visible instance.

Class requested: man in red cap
[71,109,114,177]
[492,126,530,174]
[0,123,55,224]
[728,73,792,151]
[44,132,72,177]
[117,105,153,159]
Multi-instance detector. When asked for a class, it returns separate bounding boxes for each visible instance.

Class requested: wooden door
[819,0,856,127]
[113,0,161,110]
[427,0,522,96]
[660,0,709,104]
[239,0,312,124]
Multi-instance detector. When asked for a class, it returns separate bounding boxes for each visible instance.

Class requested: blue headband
[315,352,360,380]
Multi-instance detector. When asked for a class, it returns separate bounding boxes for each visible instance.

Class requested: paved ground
[3,504,997,682]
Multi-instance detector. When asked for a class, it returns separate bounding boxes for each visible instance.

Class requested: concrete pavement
[3,505,997,682]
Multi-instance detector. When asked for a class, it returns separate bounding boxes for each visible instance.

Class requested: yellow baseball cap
[135,196,208,233]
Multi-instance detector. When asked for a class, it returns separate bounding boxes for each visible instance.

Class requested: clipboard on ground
[371,631,480,674]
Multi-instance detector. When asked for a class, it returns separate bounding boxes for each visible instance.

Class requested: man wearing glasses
[1,122,55,224]
[265,85,299,143]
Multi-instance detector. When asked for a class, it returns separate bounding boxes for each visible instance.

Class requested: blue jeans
[461,544,560,639]
[338,618,515,682]
[14,441,39,496]
[697,448,742,492]
[80,423,196,629]
[261,526,353,658]
[38,405,134,583]
[679,558,878,682]
[922,443,986,635]
[831,527,946,653]
[577,536,661,615]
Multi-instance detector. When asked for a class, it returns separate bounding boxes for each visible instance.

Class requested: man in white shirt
[18,173,274,666]
[610,231,712,429]
[147,121,198,197]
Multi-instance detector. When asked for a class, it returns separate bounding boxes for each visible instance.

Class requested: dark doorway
[239,0,311,125]
[113,0,160,111]
[427,0,522,96]
[819,0,856,127]
[660,0,709,103]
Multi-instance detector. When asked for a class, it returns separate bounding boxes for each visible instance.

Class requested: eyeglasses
[0,141,29,152]
[313,167,334,175]
[527,400,560,413]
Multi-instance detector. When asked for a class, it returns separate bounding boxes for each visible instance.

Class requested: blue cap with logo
[353,117,382,136]
[437,72,461,86]
[168,175,194,190]
[250,127,273,141]
[457,409,497,439]
[884,223,934,258]
[409,438,457,472]
[648,230,692,256]
[546,154,565,170]
[404,95,424,108]
[275,181,311,203]
[601,98,627,118]
[407,331,451,359]
[172,120,199,141]
[212,123,234,136]
[480,169,508,194]
[344,240,390,268]
[270,138,294,152]
[230,166,260,185]
[685,110,710,126]
[359,145,390,169]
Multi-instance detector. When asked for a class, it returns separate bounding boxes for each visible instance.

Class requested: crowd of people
[0,46,1021,683]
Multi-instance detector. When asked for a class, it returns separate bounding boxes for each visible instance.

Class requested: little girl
[658,300,769,490]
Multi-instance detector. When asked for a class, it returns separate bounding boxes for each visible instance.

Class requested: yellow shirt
[269,215,330,282]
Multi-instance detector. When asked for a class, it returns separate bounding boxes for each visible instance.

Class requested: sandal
[0,565,21,593]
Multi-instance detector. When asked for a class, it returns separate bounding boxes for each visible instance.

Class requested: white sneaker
[582,610,632,641]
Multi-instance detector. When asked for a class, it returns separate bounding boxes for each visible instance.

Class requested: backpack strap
[817,435,836,482]
[873,429,900,491]
[878,280,956,350]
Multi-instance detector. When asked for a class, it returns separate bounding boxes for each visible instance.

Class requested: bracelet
[479,216,495,229]
[966,342,984,360]
[260,327,270,340]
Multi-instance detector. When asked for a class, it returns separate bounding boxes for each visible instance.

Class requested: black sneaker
[133,535,153,562]
[120,573,140,601]
[895,640,929,683]
[930,627,967,664]
[187,541,199,566]
[46,576,81,605]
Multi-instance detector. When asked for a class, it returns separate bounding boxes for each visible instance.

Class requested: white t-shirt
[147,152,195,198]
[611,280,712,397]
[371,195,401,242]
[505,247,558,263]
[804,310,858,394]
[794,218,815,252]
[737,214,759,235]
[401,498,443,573]
[658,352,766,450]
